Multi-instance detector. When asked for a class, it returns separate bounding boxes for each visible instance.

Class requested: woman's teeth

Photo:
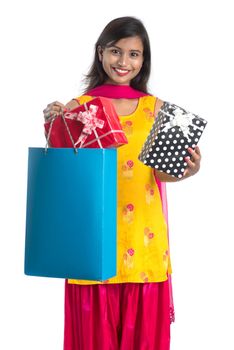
[115,69,128,73]
[113,68,129,75]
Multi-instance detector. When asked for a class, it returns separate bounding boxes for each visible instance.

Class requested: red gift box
[44,97,128,148]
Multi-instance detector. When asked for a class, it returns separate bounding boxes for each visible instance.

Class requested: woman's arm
[65,98,80,110]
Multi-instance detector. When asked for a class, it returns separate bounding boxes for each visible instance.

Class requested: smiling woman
[43,15,202,350]
[97,37,144,85]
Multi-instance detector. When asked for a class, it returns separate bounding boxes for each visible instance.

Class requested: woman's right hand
[43,101,67,122]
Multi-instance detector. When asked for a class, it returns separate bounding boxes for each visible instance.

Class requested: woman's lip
[112,67,130,76]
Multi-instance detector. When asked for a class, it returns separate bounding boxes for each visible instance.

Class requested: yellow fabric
[69,95,172,285]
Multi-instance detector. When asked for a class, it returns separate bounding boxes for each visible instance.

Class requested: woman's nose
[118,53,128,67]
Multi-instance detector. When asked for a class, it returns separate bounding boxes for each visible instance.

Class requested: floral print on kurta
[121,160,134,179]
[69,95,172,285]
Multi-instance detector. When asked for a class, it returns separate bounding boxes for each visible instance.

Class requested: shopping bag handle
[45,113,78,154]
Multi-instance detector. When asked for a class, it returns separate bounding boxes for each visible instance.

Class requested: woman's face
[98,36,144,86]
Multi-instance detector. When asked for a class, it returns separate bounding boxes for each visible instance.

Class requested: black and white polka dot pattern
[138,101,207,178]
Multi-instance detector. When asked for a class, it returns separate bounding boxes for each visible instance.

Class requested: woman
[44,16,201,350]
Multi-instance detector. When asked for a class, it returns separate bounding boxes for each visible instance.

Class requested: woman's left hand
[183,146,201,178]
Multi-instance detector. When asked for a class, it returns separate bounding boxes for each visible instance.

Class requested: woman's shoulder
[141,94,164,117]
[154,97,164,116]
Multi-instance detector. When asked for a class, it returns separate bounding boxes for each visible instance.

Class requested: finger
[44,106,66,118]
[44,112,56,122]
[50,105,64,113]
[194,145,201,158]
[182,165,193,177]
[47,101,66,109]
[43,106,59,114]
[184,156,196,169]
[183,168,189,177]
[187,147,201,161]
[44,103,66,115]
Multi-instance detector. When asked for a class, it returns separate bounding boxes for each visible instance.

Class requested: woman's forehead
[107,36,143,51]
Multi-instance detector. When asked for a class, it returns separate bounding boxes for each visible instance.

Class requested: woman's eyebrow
[110,45,142,53]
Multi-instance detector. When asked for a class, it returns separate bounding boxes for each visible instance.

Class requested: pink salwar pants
[64,280,171,350]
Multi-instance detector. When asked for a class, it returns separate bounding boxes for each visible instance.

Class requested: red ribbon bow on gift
[65,104,105,147]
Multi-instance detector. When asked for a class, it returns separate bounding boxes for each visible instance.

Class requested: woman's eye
[111,49,120,55]
[131,52,139,57]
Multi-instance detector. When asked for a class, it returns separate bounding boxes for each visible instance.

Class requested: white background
[0,0,233,349]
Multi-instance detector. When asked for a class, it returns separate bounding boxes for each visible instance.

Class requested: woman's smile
[112,67,130,76]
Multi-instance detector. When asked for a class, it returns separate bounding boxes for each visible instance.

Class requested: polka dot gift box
[138,102,207,178]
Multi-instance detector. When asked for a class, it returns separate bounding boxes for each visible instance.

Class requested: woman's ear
[97,45,103,62]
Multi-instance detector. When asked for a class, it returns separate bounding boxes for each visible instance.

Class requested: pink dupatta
[86,84,175,323]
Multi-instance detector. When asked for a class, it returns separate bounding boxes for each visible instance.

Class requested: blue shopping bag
[24,147,117,281]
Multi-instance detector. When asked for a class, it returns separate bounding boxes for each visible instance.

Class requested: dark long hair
[83,16,151,94]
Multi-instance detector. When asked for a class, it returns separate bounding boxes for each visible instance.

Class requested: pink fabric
[64,280,171,350]
[87,84,148,99]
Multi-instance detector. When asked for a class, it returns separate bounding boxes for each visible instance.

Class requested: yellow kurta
[69,95,172,285]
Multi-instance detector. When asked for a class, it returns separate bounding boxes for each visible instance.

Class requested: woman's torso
[69,94,172,285]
